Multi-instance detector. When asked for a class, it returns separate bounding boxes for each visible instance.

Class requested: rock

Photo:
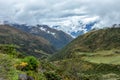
[18,74,27,80]
[0,78,4,80]
[27,76,34,80]
[18,74,34,80]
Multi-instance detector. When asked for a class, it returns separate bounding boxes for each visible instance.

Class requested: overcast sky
[0,0,120,28]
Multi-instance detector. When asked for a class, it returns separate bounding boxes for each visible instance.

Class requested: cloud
[0,0,120,29]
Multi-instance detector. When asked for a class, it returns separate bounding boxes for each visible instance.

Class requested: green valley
[0,0,120,79]
[0,26,120,80]
[49,27,120,80]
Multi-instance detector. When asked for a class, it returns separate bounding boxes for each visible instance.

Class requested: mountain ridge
[0,24,56,58]
[9,23,73,49]
[51,27,120,60]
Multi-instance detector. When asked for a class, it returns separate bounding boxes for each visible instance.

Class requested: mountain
[51,20,98,38]
[51,27,120,60]
[0,25,56,58]
[49,26,120,80]
[1,19,98,38]
[10,23,73,49]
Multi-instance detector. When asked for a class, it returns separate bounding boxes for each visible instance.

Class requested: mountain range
[7,23,73,49]
[2,20,98,38]
[0,23,120,80]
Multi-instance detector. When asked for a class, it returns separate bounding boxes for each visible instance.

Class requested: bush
[16,56,39,71]
[44,71,62,80]
[0,44,17,56]
[22,56,39,71]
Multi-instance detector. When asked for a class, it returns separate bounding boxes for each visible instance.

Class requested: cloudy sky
[0,0,120,30]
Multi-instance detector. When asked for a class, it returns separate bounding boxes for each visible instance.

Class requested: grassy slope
[0,52,49,80]
[0,45,68,80]
[49,27,120,80]
[52,49,120,79]
[51,27,120,60]
[53,58,120,80]
[0,53,19,80]
[0,25,56,58]
[82,50,120,64]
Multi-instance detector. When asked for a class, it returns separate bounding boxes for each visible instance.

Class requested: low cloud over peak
[0,0,120,29]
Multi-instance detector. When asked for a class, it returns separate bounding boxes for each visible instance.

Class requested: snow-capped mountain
[7,23,73,49]
[1,16,99,38]
[51,20,98,38]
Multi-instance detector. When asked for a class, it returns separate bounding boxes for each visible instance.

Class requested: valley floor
[52,49,120,80]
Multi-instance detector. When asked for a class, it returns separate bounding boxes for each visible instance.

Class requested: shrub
[0,44,16,55]
[22,56,39,71]
[44,71,62,80]
[27,71,46,80]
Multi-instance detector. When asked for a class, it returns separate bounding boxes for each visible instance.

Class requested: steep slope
[0,25,56,57]
[51,27,120,60]
[10,24,73,49]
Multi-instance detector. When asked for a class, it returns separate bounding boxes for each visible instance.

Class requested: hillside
[0,25,56,58]
[48,27,120,80]
[51,27,120,60]
[0,45,63,80]
[10,24,73,49]
[0,25,120,80]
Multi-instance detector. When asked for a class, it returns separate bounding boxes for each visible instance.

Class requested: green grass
[53,58,120,80]
[0,53,19,80]
[83,55,120,64]
[51,27,120,61]
[75,49,120,64]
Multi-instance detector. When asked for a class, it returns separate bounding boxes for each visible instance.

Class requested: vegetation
[21,56,39,71]
[49,27,120,79]
[0,44,62,80]
[0,27,120,80]
[44,71,62,80]
[0,53,18,80]
[0,25,56,58]
[0,44,17,55]
[51,27,120,60]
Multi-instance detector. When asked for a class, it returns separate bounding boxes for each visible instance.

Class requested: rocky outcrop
[18,74,34,80]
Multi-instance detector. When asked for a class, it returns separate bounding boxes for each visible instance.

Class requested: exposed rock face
[18,74,34,80]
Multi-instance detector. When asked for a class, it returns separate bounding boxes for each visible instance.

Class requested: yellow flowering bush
[14,62,28,71]
[14,56,39,71]
[20,62,28,67]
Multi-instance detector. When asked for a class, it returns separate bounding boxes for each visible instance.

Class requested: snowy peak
[51,20,98,38]
[29,25,56,37]
[8,23,73,49]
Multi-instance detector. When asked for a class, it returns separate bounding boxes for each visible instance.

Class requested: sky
[0,0,120,30]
